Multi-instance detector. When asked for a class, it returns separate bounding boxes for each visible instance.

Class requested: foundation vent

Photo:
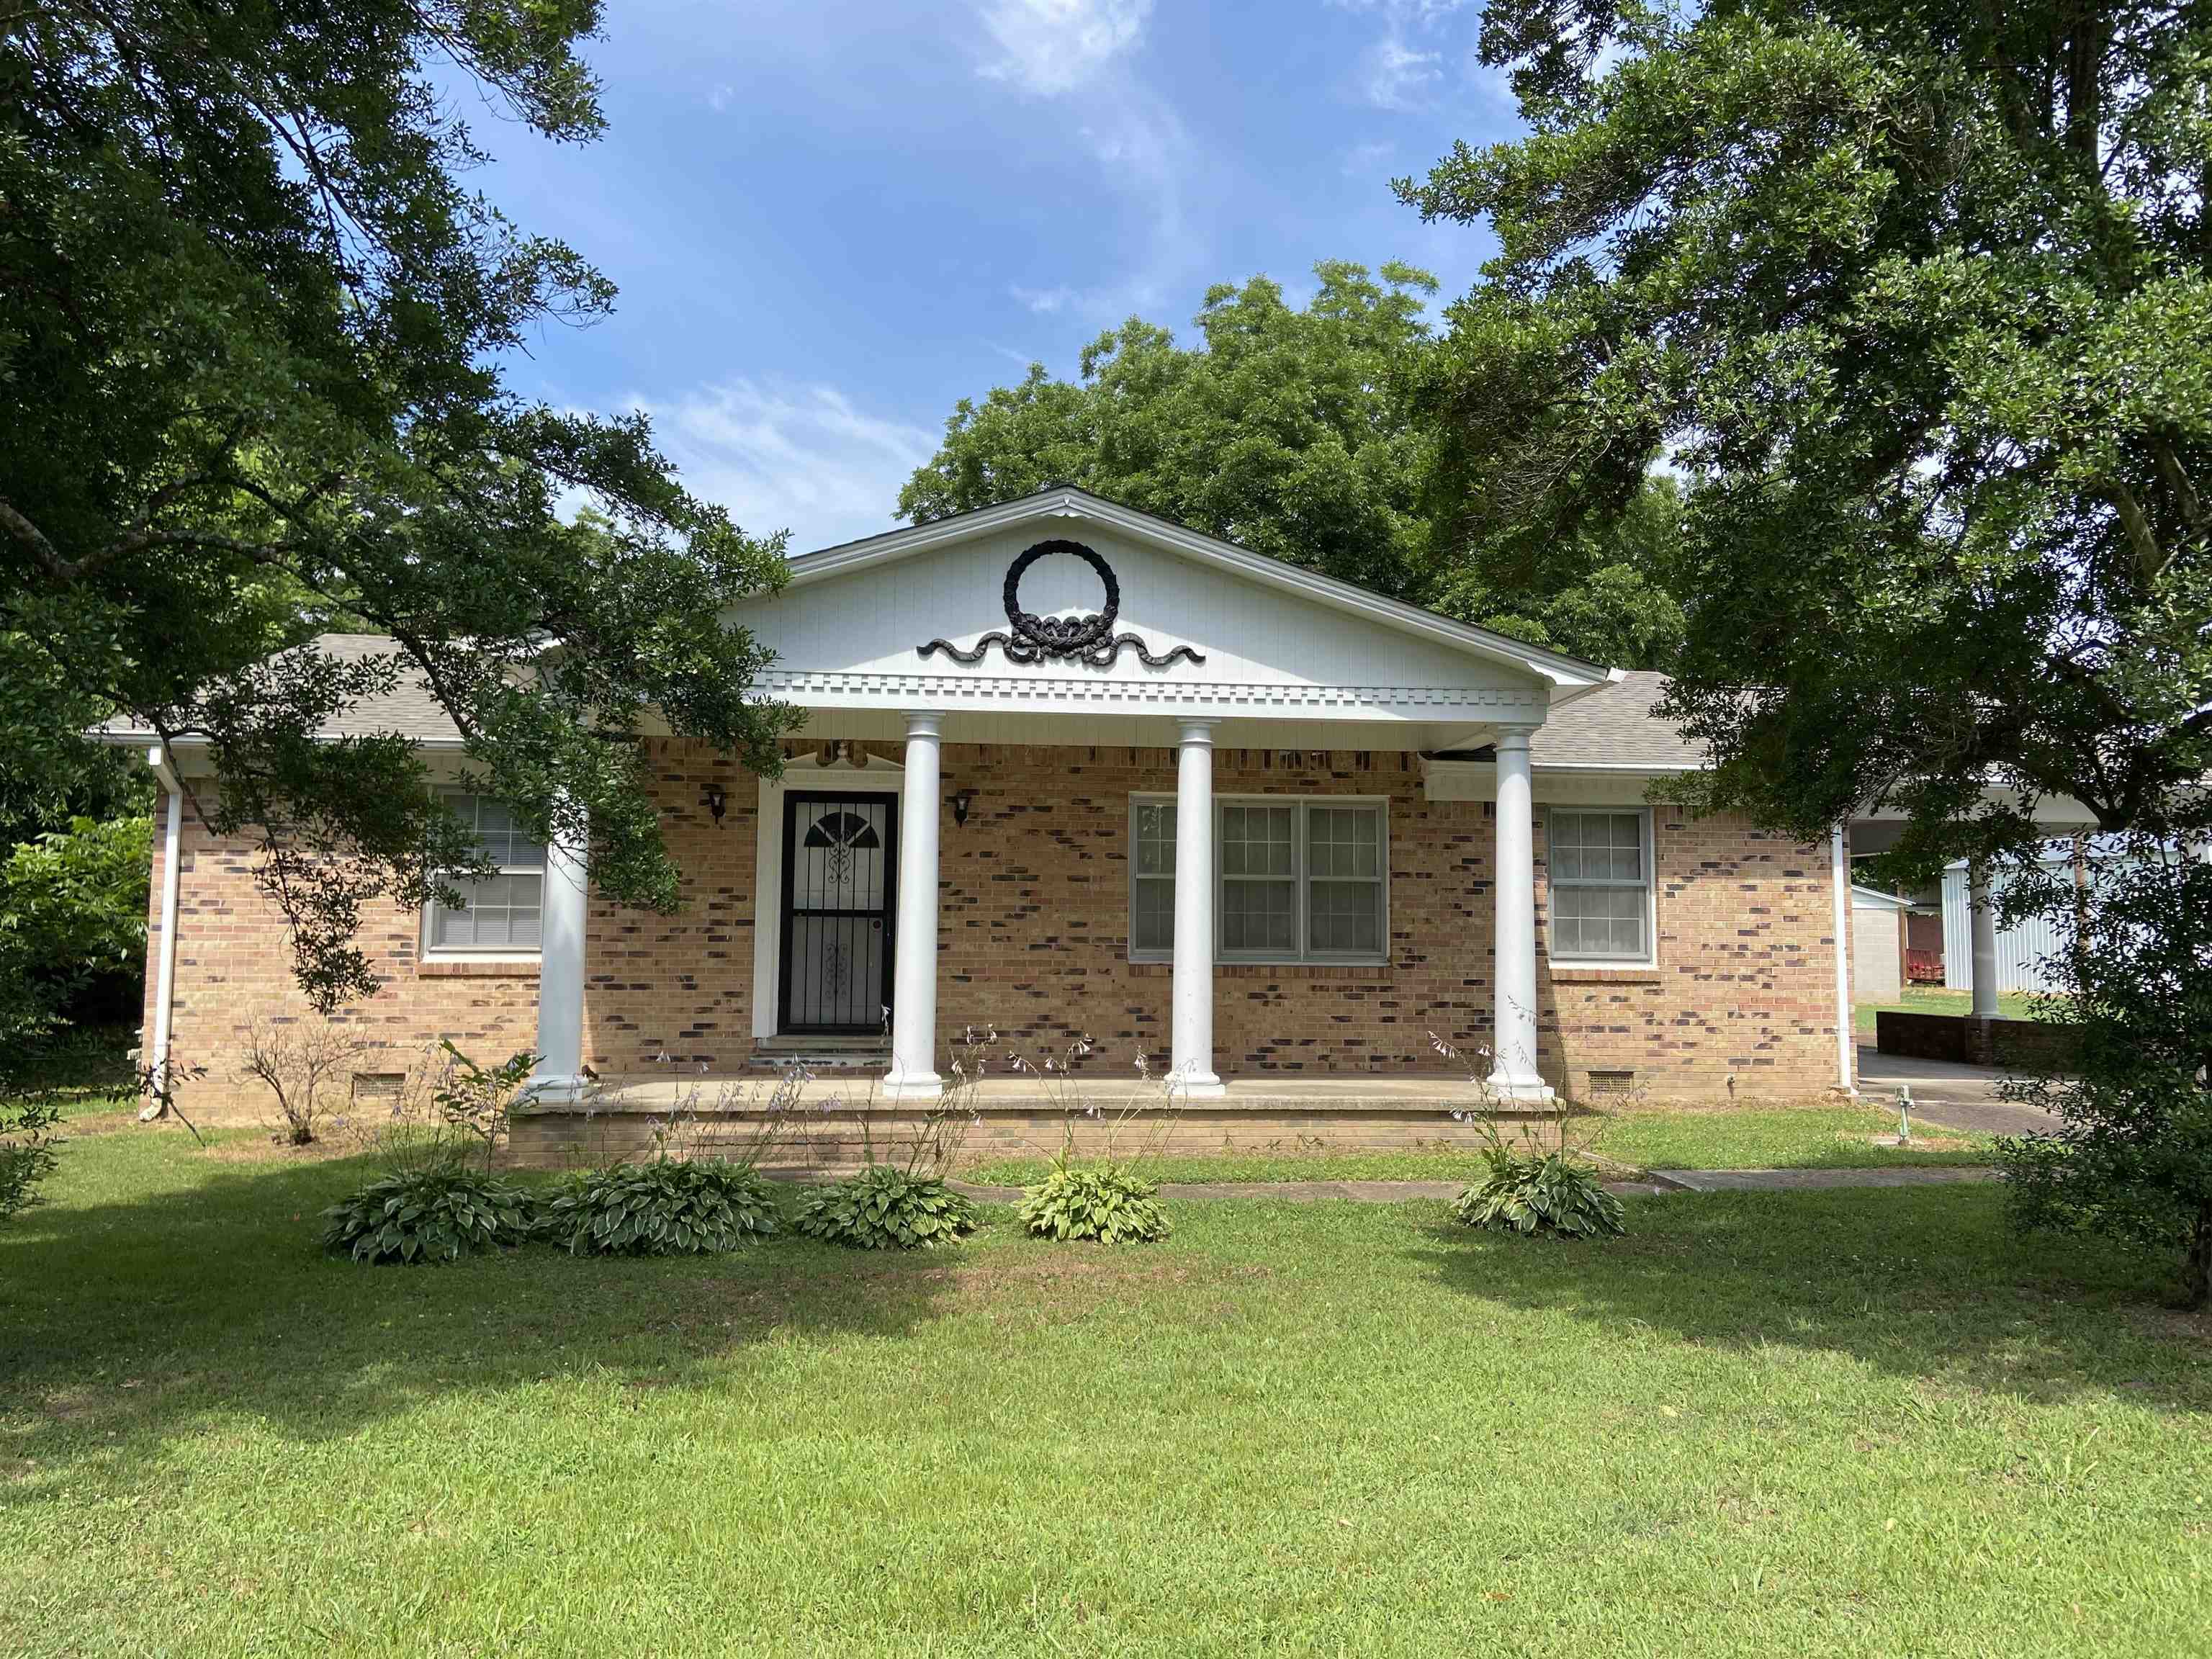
[350,1072,405,1108]
[1586,1069,1636,1097]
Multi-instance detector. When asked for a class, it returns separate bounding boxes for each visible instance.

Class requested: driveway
[1855,1045,2061,1138]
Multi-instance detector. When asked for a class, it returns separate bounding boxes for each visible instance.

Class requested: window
[1128,796,1388,964]
[1548,809,1653,963]
[426,792,547,953]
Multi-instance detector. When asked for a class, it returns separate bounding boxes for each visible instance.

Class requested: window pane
[431,871,543,953]
[1308,880,1380,955]
[1134,801,1177,876]
[1133,877,1174,953]
[1308,806,1380,878]
[1222,804,1291,877]
[1222,878,1295,953]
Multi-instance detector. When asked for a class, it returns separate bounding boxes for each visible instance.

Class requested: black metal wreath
[918,539,1204,670]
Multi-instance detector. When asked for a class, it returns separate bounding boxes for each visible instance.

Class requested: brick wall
[145,739,1847,1112]
[1540,806,1846,1099]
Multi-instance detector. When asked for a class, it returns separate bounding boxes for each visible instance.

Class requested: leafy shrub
[1018,1156,1171,1243]
[0,1095,63,1223]
[1453,1138,1624,1238]
[541,1158,783,1255]
[793,1164,977,1251]
[322,1166,537,1264]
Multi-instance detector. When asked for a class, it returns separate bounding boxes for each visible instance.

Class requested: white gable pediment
[724,490,1617,746]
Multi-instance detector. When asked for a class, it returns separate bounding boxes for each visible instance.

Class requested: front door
[779,792,897,1034]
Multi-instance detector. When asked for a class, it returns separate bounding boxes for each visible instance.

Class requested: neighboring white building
[1849,886,1911,1002]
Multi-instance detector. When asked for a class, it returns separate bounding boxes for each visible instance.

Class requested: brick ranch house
[111,487,1884,1159]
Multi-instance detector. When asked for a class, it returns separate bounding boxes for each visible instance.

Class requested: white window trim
[1128,793,1390,967]
[421,793,549,961]
[1545,806,1658,969]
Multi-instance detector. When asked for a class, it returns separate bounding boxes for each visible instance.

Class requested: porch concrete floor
[580,1071,1498,1113]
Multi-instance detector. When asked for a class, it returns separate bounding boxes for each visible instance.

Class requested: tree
[2000,850,2212,1305]
[0,817,151,1050]
[903,263,1441,598]
[1403,0,2212,1293]
[2,1,796,1010]
[902,261,1684,663]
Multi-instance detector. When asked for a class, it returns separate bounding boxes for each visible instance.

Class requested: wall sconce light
[949,787,977,828]
[703,783,727,824]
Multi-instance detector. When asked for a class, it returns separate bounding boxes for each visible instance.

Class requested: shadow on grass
[1403,1185,2212,1415]
[0,1138,968,1479]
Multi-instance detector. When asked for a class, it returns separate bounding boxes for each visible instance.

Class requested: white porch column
[1171,720,1224,1097]
[1488,727,1554,1102]
[885,712,944,1100]
[530,806,590,1101]
[1967,858,2000,1022]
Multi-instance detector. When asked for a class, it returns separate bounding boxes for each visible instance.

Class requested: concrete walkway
[1855,1044,2060,1138]
[946,1166,1995,1205]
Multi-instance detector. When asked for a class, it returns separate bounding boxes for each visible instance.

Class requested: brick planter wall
[1876,1010,2081,1072]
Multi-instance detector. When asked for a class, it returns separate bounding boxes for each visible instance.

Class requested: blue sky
[477,1,1523,549]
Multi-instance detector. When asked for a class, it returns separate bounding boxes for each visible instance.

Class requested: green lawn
[4,1119,2206,1656]
[969,1102,1994,1187]
[1854,986,2056,1036]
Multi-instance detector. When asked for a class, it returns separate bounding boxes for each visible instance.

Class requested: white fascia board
[781,487,1620,694]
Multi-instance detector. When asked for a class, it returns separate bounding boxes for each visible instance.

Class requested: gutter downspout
[1830,825,1855,1095]
[145,746,184,1115]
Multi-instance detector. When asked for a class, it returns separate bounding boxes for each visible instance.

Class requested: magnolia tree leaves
[1,0,798,1011]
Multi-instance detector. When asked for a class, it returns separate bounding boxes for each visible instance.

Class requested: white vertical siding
[1939,848,2096,994]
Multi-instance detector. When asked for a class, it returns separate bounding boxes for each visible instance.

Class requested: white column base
[1170,1067,1226,1100]
[1483,1070,1557,1105]
[879,1069,943,1101]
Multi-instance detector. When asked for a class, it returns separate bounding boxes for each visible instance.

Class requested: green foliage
[0,1094,63,1223]
[1997,849,2212,1305]
[1400,0,2212,871]
[792,1164,977,1251]
[1,0,797,1012]
[1453,1138,1625,1239]
[320,1166,536,1265]
[0,817,150,1046]
[1017,1156,1172,1244]
[431,1043,538,1172]
[903,263,1439,600]
[541,1159,783,1256]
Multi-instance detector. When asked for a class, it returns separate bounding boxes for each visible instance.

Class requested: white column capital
[1493,724,1537,751]
[904,710,945,740]
[1177,719,1215,749]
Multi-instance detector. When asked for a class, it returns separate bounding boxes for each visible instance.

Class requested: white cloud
[1339,139,1395,178]
[627,379,940,552]
[974,0,1153,96]
[706,81,734,112]
[1329,0,1472,110]
[1010,283,1079,314]
[1361,39,1441,109]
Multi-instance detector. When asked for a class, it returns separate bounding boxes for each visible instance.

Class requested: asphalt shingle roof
[1531,671,1703,770]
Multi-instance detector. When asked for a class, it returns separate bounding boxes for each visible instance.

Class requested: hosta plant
[322,1166,537,1264]
[1454,1136,1625,1240]
[1018,1155,1171,1244]
[541,1158,783,1256]
[793,1164,977,1251]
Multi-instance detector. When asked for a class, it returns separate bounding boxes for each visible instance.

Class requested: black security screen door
[779,792,897,1034]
